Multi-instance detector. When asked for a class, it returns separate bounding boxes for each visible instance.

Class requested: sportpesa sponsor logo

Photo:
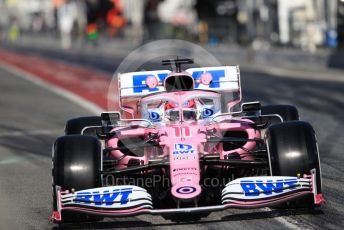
[240,179,299,196]
[74,188,133,206]
[173,144,195,155]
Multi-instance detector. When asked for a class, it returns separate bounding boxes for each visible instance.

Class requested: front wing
[51,174,324,222]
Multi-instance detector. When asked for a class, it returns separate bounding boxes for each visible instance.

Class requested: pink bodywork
[51,68,325,222]
[107,90,259,200]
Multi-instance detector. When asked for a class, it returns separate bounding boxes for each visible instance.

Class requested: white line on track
[0,63,103,115]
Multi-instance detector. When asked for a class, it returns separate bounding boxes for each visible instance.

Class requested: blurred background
[0,1,344,229]
[1,0,344,69]
[0,0,342,51]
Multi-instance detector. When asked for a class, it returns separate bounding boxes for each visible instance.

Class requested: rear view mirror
[241,101,261,117]
[242,101,261,113]
[101,112,121,126]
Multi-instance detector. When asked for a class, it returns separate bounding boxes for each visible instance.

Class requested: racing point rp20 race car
[51,59,325,223]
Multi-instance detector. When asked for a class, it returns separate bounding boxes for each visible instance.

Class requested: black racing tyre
[52,135,103,223]
[65,116,101,135]
[261,105,299,123]
[266,121,322,208]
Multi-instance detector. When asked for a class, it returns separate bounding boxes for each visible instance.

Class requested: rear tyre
[265,121,322,208]
[65,116,101,135]
[52,135,103,223]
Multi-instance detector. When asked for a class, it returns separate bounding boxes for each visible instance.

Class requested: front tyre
[265,121,322,208]
[52,135,103,223]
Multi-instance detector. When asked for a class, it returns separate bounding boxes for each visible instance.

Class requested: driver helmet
[164,100,197,121]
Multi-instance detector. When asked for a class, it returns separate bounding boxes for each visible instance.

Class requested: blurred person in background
[122,0,145,44]
[86,0,99,45]
[31,12,44,33]
[106,0,126,37]
[195,0,217,44]
[157,0,198,40]
[7,16,20,42]
[56,0,77,49]
[56,0,86,49]
[85,0,126,43]
[144,0,162,40]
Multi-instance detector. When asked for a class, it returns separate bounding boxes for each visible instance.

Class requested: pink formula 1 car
[51,59,324,223]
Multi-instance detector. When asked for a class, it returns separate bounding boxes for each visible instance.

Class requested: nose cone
[165,124,206,201]
[171,184,202,200]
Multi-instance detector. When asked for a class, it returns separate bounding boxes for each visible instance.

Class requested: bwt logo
[74,188,133,206]
[173,144,195,155]
[240,179,298,196]
[202,108,214,118]
[149,111,160,121]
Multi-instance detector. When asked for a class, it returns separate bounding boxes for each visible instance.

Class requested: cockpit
[140,90,222,123]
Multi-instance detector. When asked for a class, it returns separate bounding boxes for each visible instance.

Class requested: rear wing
[119,66,241,98]
[118,66,241,116]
